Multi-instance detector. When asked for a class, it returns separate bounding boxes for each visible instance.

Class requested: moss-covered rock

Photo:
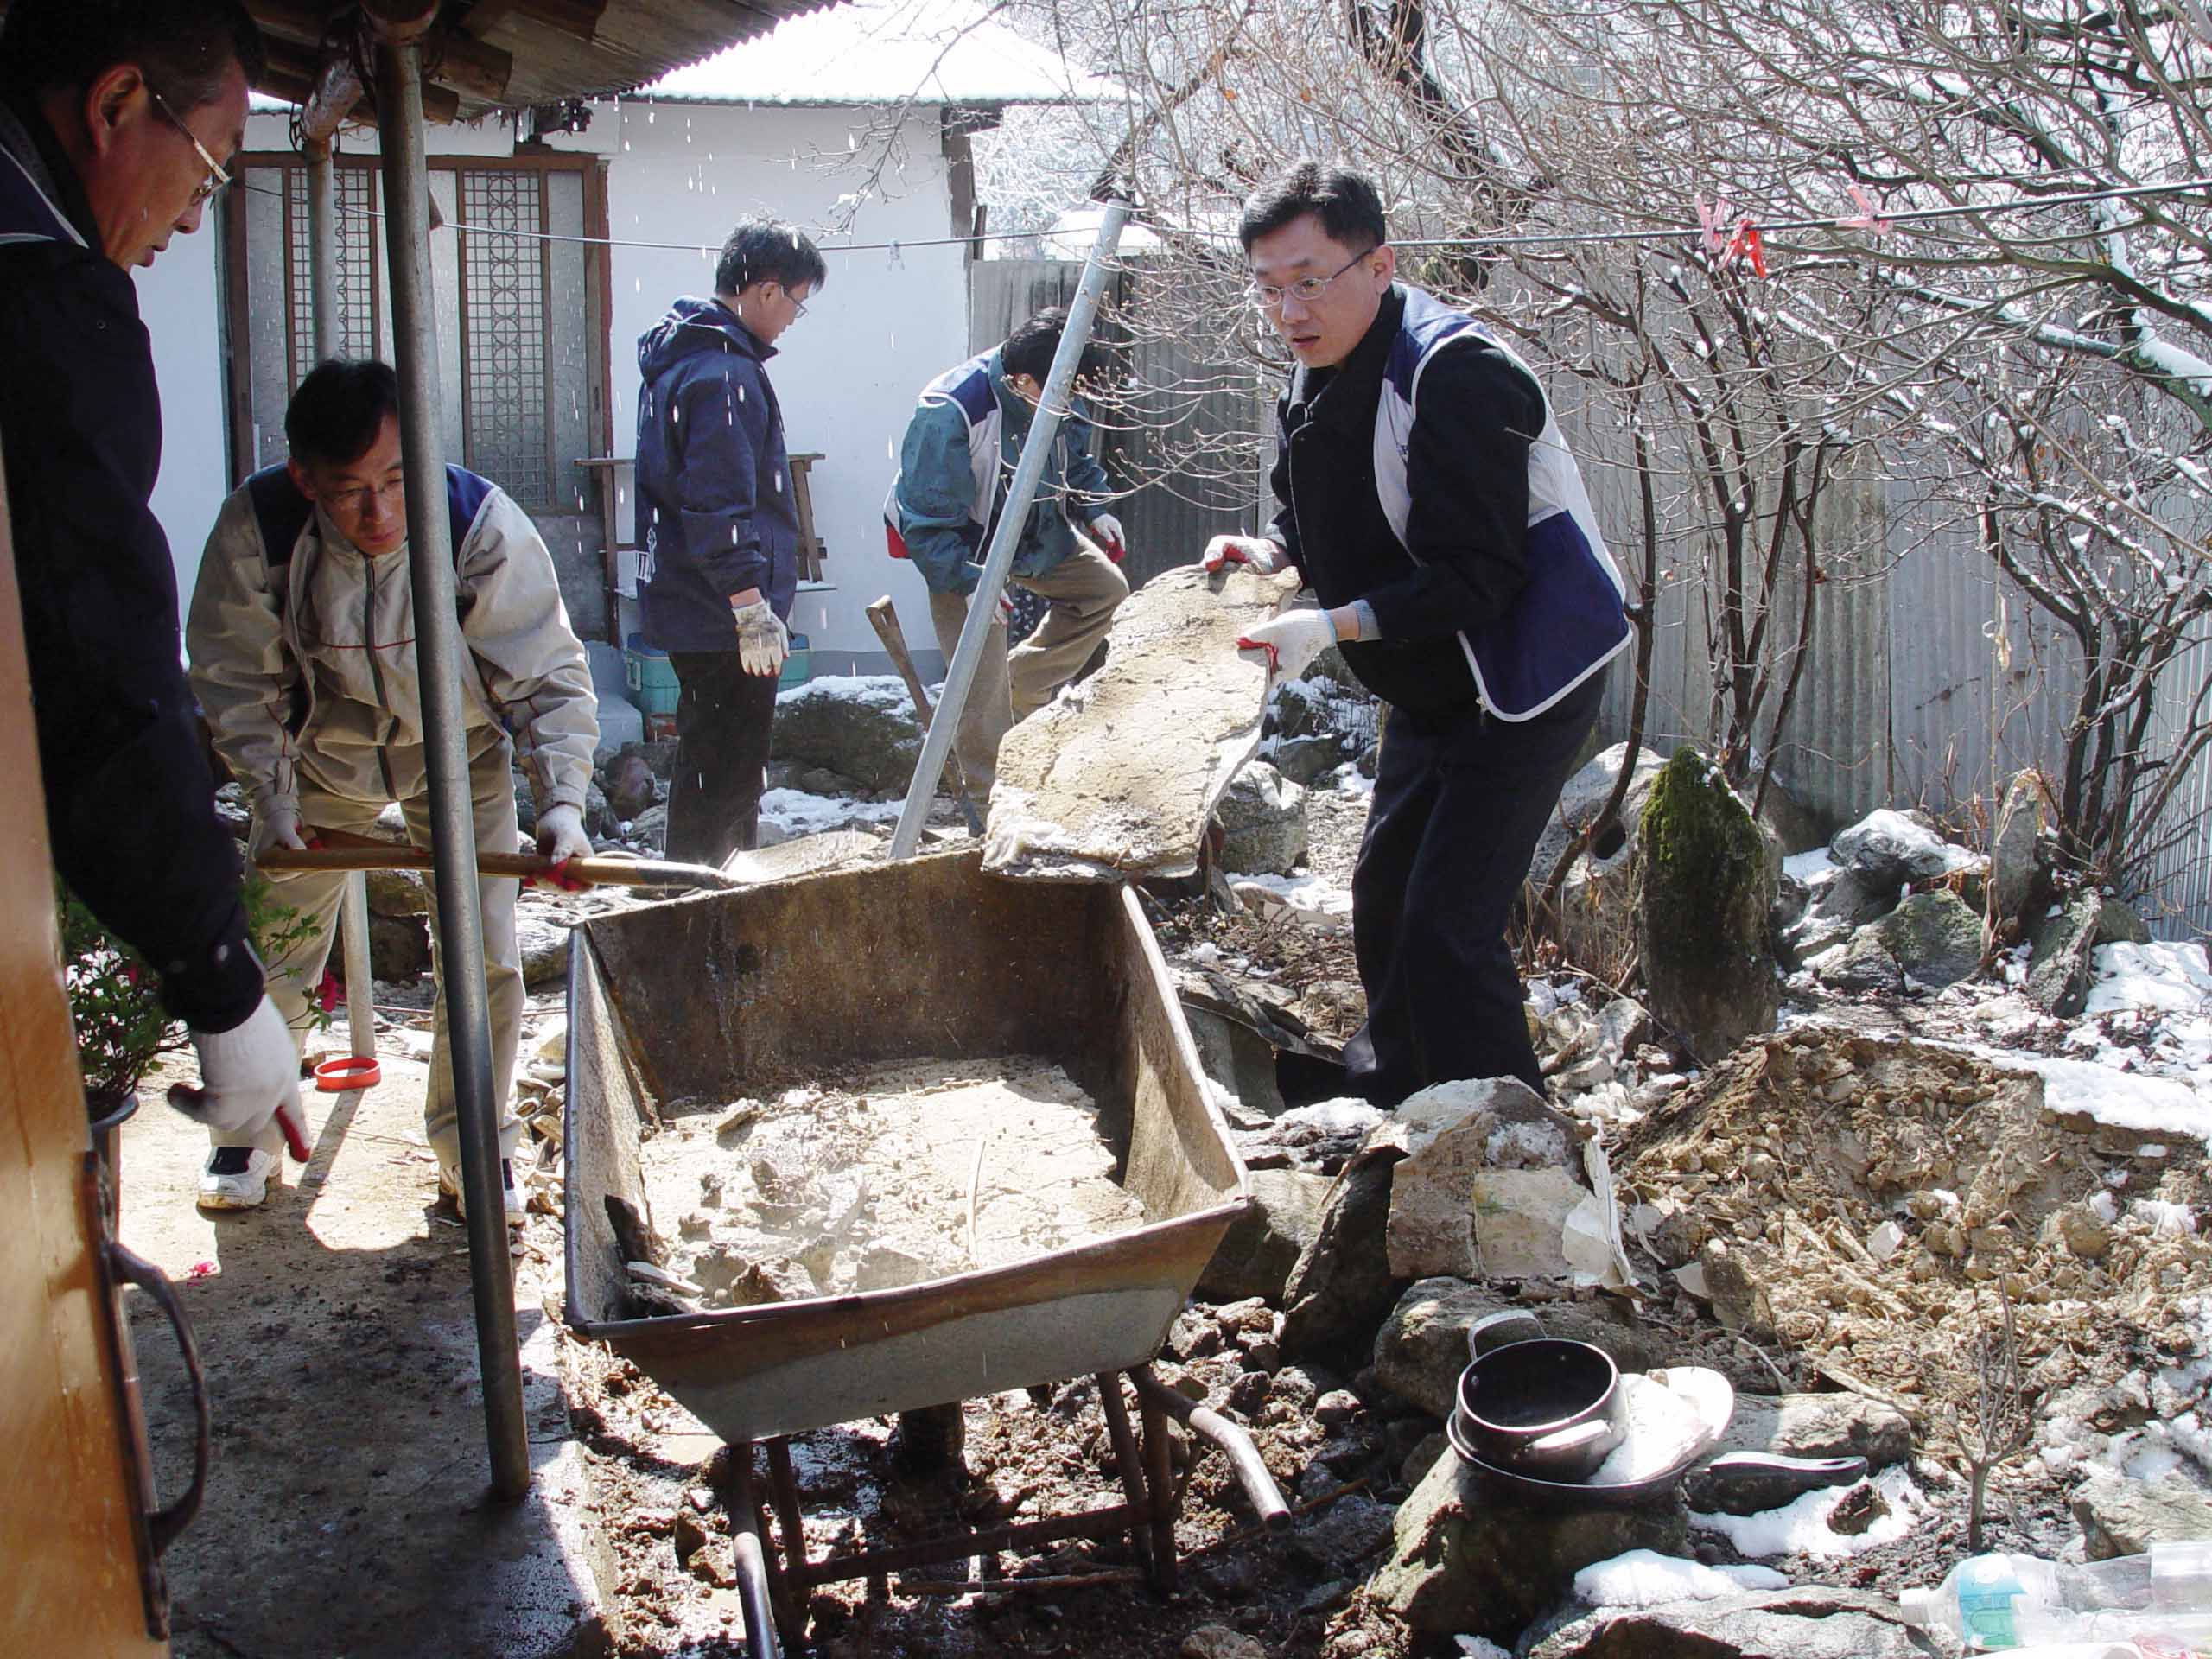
[1637,748,1778,1063]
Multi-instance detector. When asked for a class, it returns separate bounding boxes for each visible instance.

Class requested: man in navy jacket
[1217,163,1631,1106]
[634,219,823,866]
[0,0,302,1153]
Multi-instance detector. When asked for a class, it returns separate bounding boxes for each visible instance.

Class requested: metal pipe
[887,200,1128,858]
[371,34,530,1503]
[1132,1364,1291,1534]
[306,134,377,1064]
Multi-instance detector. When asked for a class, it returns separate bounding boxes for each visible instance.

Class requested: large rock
[1870,890,1985,988]
[1369,1440,1688,1642]
[1373,1077,1591,1281]
[2027,889,2103,1016]
[1198,1168,1334,1303]
[770,677,922,793]
[1373,1278,1675,1420]
[365,912,430,982]
[1708,1392,1915,1470]
[1529,744,1668,889]
[1831,808,1974,888]
[1989,772,2050,930]
[1269,733,1350,787]
[1807,929,1907,996]
[1277,1144,1407,1365]
[600,745,658,819]
[516,912,573,988]
[1638,749,1779,1065]
[1215,760,1308,877]
[363,867,432,918]
[2073,1467,2212,1560]
[1529,1588,1950,1658]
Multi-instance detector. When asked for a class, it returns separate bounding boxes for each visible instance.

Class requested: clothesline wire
[234,172,2212,259]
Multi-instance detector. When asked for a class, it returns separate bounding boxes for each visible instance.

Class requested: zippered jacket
[633,297,799,651]
[0,94,264,1033]
[187,466,598,819]
[885,346,1115,594]
[1266,284,1630,718]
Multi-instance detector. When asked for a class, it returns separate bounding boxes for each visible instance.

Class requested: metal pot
[1452,1310,1624,1483]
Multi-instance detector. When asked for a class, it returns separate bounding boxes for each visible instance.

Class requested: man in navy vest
[0,1,303,1162]
[188,360,599,1213]
[1215,162,1631,1107]
[633,219,823,867]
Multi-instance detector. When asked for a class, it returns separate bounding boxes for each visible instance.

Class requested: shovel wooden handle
[257,832,737,891]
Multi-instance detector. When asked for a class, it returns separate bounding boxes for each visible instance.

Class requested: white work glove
[533,803,594,890]
[171,995,302,1138]
[1202,534,1287,575]
[732,597,790,677]
[1090,513,1127,564]
[250,797,308,861]
[1236,609,1338,683]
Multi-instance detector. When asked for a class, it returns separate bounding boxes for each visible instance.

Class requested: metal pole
[307,134,379,1065]
[887,200,1129,859]
[372,35,531,1502]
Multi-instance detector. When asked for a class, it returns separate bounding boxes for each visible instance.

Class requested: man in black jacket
[1214,163,1632,1106]
[633,219,823,867]
[0,1,301,1185]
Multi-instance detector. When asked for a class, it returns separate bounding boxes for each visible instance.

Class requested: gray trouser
[216,735,524,1169]
[926,540,1129,796]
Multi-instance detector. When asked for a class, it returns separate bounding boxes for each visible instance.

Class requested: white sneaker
[438,1158,527,1228]
[199,1146,277,1210]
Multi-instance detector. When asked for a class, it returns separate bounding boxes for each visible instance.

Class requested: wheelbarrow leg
[724,1441,786,1659]
[1132,1364,1291,1536]
[765,1439,811,1618]
[1095,1371,1163,1590]
[1136,1377,1179,1588]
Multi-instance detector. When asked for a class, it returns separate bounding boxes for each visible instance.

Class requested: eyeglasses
[1245,248,1376,311]
[780,285,810,321]
[149,87,232,208]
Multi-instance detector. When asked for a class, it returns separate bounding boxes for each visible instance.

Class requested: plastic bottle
[1899,1553,2159,1650]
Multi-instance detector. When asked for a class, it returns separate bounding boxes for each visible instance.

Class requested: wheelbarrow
[563,848,1289,1656]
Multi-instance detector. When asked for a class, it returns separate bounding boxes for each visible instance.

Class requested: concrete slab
[117,1029,612,1659]
[982,564,1299,880]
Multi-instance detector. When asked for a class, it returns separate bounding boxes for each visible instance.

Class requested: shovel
[257,826,741,892]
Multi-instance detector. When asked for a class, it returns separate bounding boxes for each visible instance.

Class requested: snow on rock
[780,673,915,714]
[1230,870,1352,931]
[1831,808,1982,882]
[758,788,901,837]
[2085,941,2212,1019]
[1783,847,1837,882]
[2019,1054,2212,1143]
[1573,1549,1789,1609]
[1453,1639,1512,1659]
[1692,1467,1928,1560]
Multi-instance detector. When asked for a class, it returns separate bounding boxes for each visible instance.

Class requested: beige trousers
[926,540,1129,796]
[217,734,524,1171]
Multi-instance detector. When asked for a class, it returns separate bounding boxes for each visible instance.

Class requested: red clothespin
[1723,217,1768,278]
[1839,184,1891,238]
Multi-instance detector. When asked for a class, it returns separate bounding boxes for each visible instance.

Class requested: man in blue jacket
[887,308,1128,795]
[634,219,823,866]
[1218,163,1631,1107]
[0,0,302,1149]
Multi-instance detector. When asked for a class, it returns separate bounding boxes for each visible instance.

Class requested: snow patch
[1692,1467,1928,1560]
[1573,1549,1790,1609]
[758,789,902,837]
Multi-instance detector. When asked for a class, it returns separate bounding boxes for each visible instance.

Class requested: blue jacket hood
[637,296,771,385]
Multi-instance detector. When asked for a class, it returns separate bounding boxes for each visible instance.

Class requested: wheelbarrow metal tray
[563,848,1251,1446]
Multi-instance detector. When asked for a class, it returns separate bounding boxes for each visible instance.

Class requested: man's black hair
[1238,162,1389,254]
[0,0,264,111]
[715,218,828,299]
[1001,307,1111,385]
[286,359,401,469]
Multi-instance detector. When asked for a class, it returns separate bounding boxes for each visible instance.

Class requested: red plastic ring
[314,1055,383,1092]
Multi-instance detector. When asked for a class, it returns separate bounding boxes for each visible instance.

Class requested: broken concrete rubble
[1216,759,1308,875]
[2072,1466,2212,1560]
[1279,1143,1408,1365]
[1197,1166,1333,1302]
[1370,1077,1593,1281]
[983,564,1300,880]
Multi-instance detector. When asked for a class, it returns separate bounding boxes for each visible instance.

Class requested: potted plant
[60,876,332,1224]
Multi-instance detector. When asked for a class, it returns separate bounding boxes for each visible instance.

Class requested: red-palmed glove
[1202,535,1287,575]
[1090,513,1127,563]
[1236,609,1336,682]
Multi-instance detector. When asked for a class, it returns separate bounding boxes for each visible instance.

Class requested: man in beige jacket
[188,358,599,1217]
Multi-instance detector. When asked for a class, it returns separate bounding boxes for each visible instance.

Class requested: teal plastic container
[779,632,812,690]
[624,634,680,715]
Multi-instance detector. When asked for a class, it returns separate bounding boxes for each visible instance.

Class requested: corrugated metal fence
[974,257,2212,938]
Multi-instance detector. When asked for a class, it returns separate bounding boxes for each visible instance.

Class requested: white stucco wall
[131,99,963,667]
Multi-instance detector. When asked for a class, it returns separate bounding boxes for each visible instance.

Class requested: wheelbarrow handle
[257,834,738,892]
